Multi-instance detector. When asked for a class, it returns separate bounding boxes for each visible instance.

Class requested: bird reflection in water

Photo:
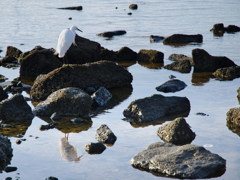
[59,134,83,162]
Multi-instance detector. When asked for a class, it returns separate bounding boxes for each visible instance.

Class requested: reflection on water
[59,134,83,162]
[191,72,215,86]
[138,62,163,69]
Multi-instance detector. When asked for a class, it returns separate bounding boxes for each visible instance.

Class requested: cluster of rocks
[210,23,240,36]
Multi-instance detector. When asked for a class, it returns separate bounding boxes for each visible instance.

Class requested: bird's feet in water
[63,64,74,68]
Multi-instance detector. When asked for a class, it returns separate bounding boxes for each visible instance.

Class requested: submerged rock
[0,134,13,172]
[192,48,237,72]
[33,87,93,117]
[156,79,187,93]
[123,94,190,122]
[210,23,240,34]
[157,117,196,145]
[30,61,133,101]
[163,60,192,73]
[130,142,226,179]
[137,49,164,63]
[95,124,117,144]
[57,6,82,10]
[129,4,138,10]
[150,35,165,43]
[97,30,126,38]
[163,34,203,44]
[0,94,34,122]
[84,142,106,154]
[213,66,240,80]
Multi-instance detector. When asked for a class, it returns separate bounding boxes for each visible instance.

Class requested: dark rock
[15,139,22,144]
[97,30,127,38]
[6,46,22,58]
[163,60,192,73]
[156,79,187,93]
[19,47,62,77]
[100,47,118,61]
[137,49,164,63]
[192,48,237,72]
[4,166,17,173]
[150,35,165,43]
[30,61,133,101]
[0,56,18,64]
[0,94,34,122]
[210,23,225,35]
[130,142,226,179]
[58,6,82,10]
[196,112,209,116]
[168,53,193,65]
[91,87,112,106]
[50,112,61,121]
[129,4,138,10]
[127,12,132,15]
[225,25,240,33]
[116,46,137,61]
[84,142,106,154]
[0,134,13,172]
[0,74,8,82]
[238,88,240,103]
[39,123,55,131]
[169,75,176,79]
[45,176,58,180]
[65,35,101,64]
[95,124,117,144]
[157,117,196,145]
[85,87,96,94]
[33,87,93,117]
[163,34,203,44]
[0,86,8,101]
[71,118,83,123]
[213,66,240,80]
[0,81,31,92]
[123,94,190,122]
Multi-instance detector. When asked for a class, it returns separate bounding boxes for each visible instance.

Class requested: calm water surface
[0,0,240,179]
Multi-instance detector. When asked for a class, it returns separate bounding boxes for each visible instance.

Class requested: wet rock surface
[0,94,34,122]
[95,124,117,144]
[84,142,106,154]
[213,66,240,80]
[123,94,190,122]
[30,61,133,101]
[33,87,93,117]
[157,117,196,145]
[0,134,13,172]
[168,53,193,65]
[130,142,226,179]
[156,79,187,93]
[97,30,127,38]
[163,34,203,44]
[192,48,237,72]
[137,49,164,63]
[163,60,192,73]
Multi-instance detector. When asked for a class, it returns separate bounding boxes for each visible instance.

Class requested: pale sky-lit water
[0,0,240,179]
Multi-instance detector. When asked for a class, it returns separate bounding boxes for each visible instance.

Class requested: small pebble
[127,12,132,15]
[68,17,72,20]
[16,139,22,145]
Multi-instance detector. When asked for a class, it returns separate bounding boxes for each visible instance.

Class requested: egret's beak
[77,28,82,32]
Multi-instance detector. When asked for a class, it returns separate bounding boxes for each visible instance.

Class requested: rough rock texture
[65,35,101,64]
[84,142,106,154]
[0,86,8,101]
[192,48,237,72]
[0,134,13,172]
[97,30,126,38]
[30,61,133,101]
[137,49,164,63]
[91,87,112,106]
[226,107,240,126]
[19,48,62,77]
[156,79,187,93]
[129,4,138,10]
[168,53,193,65]
[150,35,165,43]
[6,46,22,58]
[130,142,226,179]
[123,94,190,122]
[33,87,93,117]
[95,124,117,144]
[157,117,196,145]
[163,34,203,44]
[0,94,34,122]
[163,60,192,73]
[213,66,240,80]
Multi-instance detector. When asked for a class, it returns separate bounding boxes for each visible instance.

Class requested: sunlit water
[0,0,240,179]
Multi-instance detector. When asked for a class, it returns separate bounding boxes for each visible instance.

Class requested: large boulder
[163,60,192,73]
[156,79,187,93]
[192,48,237,72]
[130,142,226,179]
[0,134,13,172]
[123,94,190,122]
[137,49,164,63]
[65,35,101,64]
[0,94,34,122]
[163,34,203,44]
[30,61,133,101]
[19,47,62,77]
[213,66,240,80]
[33,87,93,117]
[157,117,196,145]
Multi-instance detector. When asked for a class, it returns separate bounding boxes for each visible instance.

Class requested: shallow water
[0,0,240,179]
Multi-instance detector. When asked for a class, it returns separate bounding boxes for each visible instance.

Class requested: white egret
[55,25,82,64]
